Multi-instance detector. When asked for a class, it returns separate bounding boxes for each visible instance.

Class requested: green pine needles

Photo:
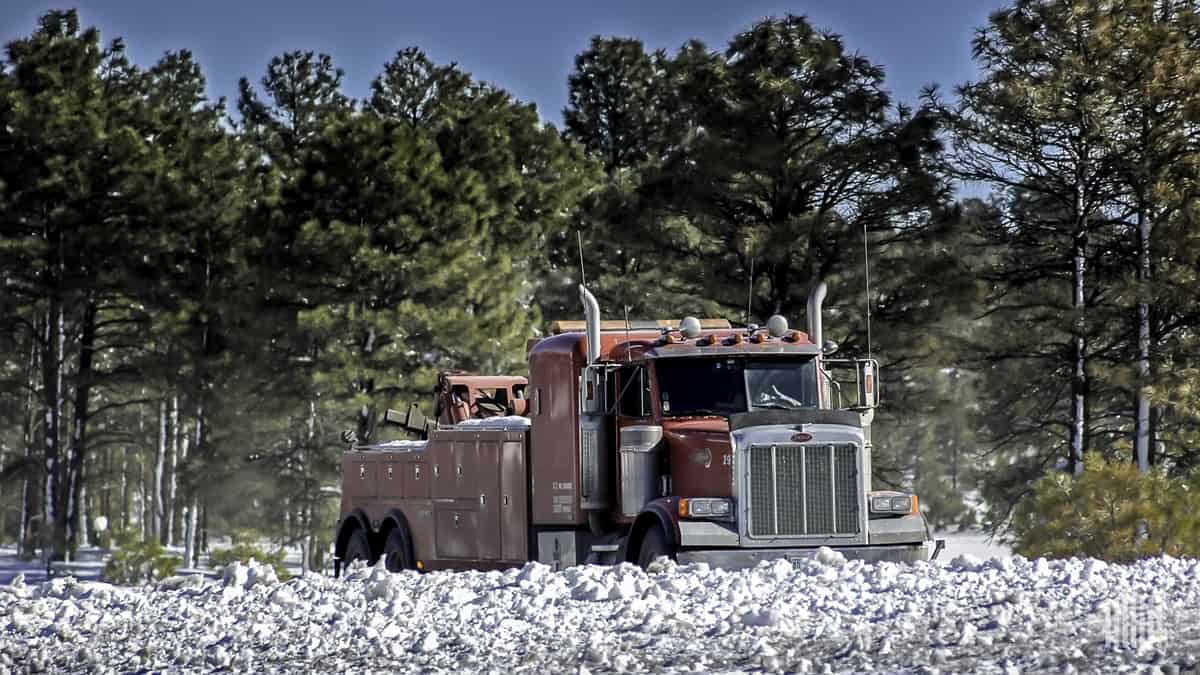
[1013,455,1200,561]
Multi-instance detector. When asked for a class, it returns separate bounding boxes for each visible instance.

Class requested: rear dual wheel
[342,528,374,572]
[383,527,416,572]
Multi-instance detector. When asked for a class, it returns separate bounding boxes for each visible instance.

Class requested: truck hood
[661,417,733,498]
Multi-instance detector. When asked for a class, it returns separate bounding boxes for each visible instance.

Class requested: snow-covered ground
[936,528,1012,561]
[2,550,1198,673]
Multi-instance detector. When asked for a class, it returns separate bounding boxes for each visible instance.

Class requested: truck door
[616,365,659,517]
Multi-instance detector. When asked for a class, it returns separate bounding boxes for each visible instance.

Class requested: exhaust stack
[579,284,601,363]
[807,280,827,348]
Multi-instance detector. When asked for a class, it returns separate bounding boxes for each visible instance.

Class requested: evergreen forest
[3,1,1200,566]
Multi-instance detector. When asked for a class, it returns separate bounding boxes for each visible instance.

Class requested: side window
[618,366,652,418]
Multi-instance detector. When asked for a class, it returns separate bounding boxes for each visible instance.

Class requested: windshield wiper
[751,402,802,411]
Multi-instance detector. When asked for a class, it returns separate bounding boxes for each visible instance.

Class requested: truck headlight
[869,492,917,516]
[679,497,734,520]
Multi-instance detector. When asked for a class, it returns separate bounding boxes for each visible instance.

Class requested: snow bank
[1,556,1197,672]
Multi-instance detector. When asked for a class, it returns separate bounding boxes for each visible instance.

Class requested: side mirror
[821,357,880,411]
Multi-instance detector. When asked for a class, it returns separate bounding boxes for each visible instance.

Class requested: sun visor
[728,409,862,430]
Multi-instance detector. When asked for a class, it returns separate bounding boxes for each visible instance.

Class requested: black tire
[383,527,415,573]
[342,528,374,571]
[636,525,675,570]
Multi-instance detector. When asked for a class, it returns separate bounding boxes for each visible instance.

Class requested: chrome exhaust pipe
[807,280,827,347]
[579,284,601,363]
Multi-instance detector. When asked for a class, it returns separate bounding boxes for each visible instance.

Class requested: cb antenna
[863,222,873,360]
[746,255,754,325]
[577,230,588,287]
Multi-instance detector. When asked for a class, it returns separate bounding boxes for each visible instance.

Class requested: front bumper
[677,540,938,569]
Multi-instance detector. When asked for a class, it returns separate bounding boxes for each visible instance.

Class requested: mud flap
[931,538,946,560]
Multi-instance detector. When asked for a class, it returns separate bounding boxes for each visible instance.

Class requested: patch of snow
[358,439,428,452]
[936,528,1013,561]
[454,415,531,429]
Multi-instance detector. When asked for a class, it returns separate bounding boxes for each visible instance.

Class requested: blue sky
[1,1,1004,124]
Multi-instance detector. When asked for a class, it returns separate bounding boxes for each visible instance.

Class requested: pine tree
[1094,0,1200,472]
[944,0,1131,486]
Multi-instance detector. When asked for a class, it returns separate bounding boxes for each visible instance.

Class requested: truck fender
[626,498,681,563]
[334,509,372,561]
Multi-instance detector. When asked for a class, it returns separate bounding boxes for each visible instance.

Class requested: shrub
[101,530,182,585]
[1012,454,1200,561]
[209,542,291,581]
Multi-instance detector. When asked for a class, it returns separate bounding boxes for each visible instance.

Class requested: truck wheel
[343,528,374,570]
[383,528,415,572]
[637,526,675,570]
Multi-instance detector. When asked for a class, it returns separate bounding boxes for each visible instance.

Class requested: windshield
[655,357,818,417]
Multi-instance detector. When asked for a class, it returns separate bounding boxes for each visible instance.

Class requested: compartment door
[435,508,478,559]
[474,439,502,560]
[346,454,378,499]
[500,439,529,562]
[379,461,400,498]
[403,461,429,499]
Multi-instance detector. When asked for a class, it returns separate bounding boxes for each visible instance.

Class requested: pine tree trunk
[184,497,199,568]
[137,402,146,537]
[180,415,197,566]
[19,329,40,558]
[167,395,180,545]
[77,481,88,548]
[43,300,67,561]
[66,298,98,558]
[19,470,38,558]
[137,454,147,540]
[154,398,166,543]
[188,400,207,567]
[303,399,317,573]
[1069,185,1088,476]
[200,500,209,561]
[1134,179,1153,472]
[119,446,129,532]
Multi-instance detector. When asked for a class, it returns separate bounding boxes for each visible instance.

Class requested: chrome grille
[747,443,860,537]
[749,448,775,534]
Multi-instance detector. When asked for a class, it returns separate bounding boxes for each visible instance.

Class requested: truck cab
[526,283,936,569]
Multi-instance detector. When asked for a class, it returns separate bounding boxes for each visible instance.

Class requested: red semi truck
[334,282,940,574]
